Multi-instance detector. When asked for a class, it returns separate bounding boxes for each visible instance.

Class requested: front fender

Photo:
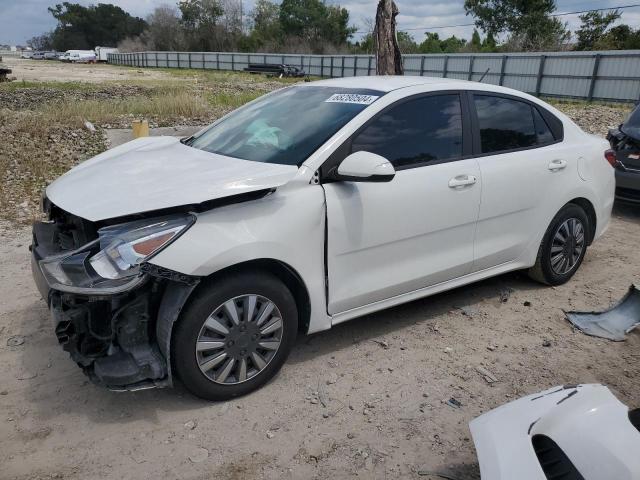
[149,183,331,334]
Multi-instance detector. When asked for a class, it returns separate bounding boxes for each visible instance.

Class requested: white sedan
[31,76,615,400]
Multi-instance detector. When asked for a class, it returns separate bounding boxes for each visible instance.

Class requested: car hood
[46,136,299,221]
[470,384,640,480]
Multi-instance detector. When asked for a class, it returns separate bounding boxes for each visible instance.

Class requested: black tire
[172,271,298,401]
[528,204,589,286]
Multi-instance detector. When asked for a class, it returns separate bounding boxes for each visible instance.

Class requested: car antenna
[478,68,490,83]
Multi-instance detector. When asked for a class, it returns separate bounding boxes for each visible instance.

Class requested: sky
[1,0,640,46]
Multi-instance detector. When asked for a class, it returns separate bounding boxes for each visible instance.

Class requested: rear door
[323,92,482,315]
[469,92,572,271]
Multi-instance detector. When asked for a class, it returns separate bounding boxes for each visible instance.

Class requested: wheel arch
[193,258,312,334]
[567,197,597,245]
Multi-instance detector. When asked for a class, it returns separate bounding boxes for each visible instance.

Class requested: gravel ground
[0,62,639,480]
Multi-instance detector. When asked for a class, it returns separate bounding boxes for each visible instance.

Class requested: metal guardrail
[108,50,640,102]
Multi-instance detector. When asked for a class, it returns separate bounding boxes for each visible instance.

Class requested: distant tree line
[26,1,640,55]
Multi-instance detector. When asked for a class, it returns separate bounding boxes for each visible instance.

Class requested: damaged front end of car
[31,200,200,391]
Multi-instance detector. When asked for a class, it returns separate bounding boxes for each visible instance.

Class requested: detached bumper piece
[470,384,640,480]
[565,285,640,341]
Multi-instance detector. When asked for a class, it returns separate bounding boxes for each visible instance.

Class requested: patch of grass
[0,109,107,223]
[38,88,212,126]
[545,97,632,111]
[207,91,264,109]
[0,79,100,92]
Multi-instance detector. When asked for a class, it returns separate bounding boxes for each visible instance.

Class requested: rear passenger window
[533,107,555,144]
[474,95,537,153]
[351,94,463,168]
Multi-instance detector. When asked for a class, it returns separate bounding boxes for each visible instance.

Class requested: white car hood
[470,384,640,480]
[46,136,299,221]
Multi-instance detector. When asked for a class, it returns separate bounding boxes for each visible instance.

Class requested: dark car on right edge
[608,104,640,203]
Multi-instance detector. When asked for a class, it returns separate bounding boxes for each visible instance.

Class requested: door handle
[548,159,567,171]
[448,175,477,188]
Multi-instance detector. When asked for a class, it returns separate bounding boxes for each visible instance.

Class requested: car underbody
[31,203,200,390]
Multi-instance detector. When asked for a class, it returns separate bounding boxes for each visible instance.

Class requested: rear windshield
[622,105,640,140]
[187,86,383,166]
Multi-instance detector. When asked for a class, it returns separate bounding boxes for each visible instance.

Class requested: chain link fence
[108,50,640,103]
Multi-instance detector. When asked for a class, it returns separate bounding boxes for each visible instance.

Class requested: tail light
[605,149,618,168]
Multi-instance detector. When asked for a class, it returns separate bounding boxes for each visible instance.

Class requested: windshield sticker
[325,94,379,105]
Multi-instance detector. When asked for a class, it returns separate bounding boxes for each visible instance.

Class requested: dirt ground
[3,57,173,83]
[1,60,640,480]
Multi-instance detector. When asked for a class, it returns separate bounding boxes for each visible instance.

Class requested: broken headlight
[39,214,195,294]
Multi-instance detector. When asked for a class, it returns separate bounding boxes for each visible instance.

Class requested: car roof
[309,75,474,93]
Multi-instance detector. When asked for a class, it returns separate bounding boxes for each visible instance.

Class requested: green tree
[575,10,621,50]
[397,31,419,53]
[596,24,640,50]
[279,0,355,48]
[464,0,569,51]
[470,29,482,51]
[251,0,282,45]
[178,0,224,50]
[419,32,443,53]
[482,31,497,51]
[441,35,467,53]
[48,2,147,50]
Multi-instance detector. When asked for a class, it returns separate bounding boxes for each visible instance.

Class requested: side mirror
[335,151,395,183]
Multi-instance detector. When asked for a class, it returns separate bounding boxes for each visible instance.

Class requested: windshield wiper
[181,135,195,146]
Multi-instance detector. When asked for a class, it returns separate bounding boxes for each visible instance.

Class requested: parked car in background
[20,51,33,59]
[607,104,640,203]
[44,51,58,60]
[31,51,45,60]
[95,46,117,62]
[31,77,615,401]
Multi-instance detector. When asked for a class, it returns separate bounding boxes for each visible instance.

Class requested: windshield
[187,86,384,166]
[621,104,640,140]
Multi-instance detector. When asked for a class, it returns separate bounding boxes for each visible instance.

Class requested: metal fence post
[443,56,449,78]
[468,56,475,81]
[354,56,357,76]
[320,56,324,77]
[367,56,372,76]
[341,56,345,77]
[420,56,425,76]
[499,55,507,85]
[535,55,546,96]
[330,56,334,78]
[188,52,192,69]
[300,55,304,71]
[216,53,219,70]
[231,53,235,71]
[588,54,601,102]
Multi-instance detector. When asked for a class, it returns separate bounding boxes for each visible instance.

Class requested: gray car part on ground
[565,284,640,341]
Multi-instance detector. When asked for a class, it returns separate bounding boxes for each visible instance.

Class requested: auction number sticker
[325,94,379,105]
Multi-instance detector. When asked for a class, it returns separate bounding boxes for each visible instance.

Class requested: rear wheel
[528,204,589,285]
[172,272,298,401]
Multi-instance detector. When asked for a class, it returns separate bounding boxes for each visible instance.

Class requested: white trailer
[95,47,118,62]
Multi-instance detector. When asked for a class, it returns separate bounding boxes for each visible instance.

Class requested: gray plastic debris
[565,285,640,341]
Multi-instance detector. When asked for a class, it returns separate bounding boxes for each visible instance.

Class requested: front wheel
[172,271,298,401]
[528,204,589,286]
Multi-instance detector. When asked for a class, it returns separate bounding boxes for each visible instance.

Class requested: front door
[323,93,482,315]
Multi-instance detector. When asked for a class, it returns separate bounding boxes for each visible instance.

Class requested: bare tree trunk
[374,0,403,75]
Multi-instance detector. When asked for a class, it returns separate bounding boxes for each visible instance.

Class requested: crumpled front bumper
[31,220,199,391]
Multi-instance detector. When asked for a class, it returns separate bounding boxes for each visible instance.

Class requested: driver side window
[351,94,464,169]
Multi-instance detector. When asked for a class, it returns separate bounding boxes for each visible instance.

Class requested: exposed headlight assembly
[39,214,195,294]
